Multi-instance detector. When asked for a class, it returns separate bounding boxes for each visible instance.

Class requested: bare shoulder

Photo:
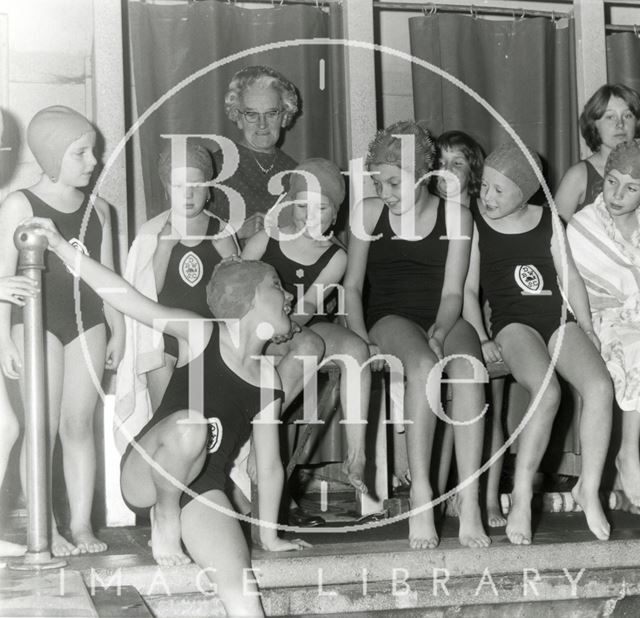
[0,190,33,222]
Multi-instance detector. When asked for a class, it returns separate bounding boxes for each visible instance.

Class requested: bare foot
[486,500,507,528]
[572,480,610,541]
[458,496,491,548]
[408,486,439,549]
[0,539,26,557]
[615,454,640,507]
[51,530,79,557]
[505,494,532,545]
[150,505,191,567]
[343,455,367,494]
[71,528,108,554]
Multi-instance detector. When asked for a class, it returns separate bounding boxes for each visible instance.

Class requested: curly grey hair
[225,65,299,128]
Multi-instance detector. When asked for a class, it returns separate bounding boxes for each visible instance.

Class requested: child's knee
[0,413,19,448]
[164,414,208,458]
[293,329,325,359]
[59,415,94,443]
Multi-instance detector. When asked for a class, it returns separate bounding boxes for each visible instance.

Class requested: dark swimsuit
[123,321,284,508]
[156,216,222,358]
[12,189,104,345]
[471,201,575,345]
[260,236,342,326]
[365,200,448,332]
[575,160,603,213]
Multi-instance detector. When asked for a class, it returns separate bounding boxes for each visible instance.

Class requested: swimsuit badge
[179,251,203,287]
[514,264,545,294]
[296,268,304,279]
[206,418,223,453]
[65,238,89,277]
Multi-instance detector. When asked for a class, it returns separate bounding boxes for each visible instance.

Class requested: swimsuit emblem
[207,418,223,453]
[179,251,203,287]
[296,268,304,279]
[514,264,545,294]
[66,238,89,276]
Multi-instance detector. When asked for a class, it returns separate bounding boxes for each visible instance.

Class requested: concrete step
[141,566,640,617]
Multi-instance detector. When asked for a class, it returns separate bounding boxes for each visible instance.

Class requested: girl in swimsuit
[465,142,613,544]
[27,216,308,616]
[0,106,124,556]
[344,121,489,550]
[243,157,369,492]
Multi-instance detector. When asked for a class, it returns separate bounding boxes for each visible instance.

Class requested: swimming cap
[207,258,276,319]
[287,158,346,208]
[27,106,95,181]
[484,142,542,203]
[605,139,640,180]
[158,142,214,186]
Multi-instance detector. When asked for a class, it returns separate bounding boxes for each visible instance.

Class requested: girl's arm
[428,203,473,358]
[26,217,209,347]
[462,225,502,363]
[290,250,346,327]
[152,217,179,293]
[550,222,599,349]
[95,198,126,370]
[0,192,33,378]
[252,384,309,552]
[240,229,269,260]
[343,198,380,343]
[554,162,587,223]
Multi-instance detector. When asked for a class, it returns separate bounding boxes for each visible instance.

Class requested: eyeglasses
[238,109,283,124]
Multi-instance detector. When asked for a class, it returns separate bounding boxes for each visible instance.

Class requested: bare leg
[371,316,438,549]
[617,409,640,507]
[551,324,612,540]
[496,324,561,545]
[310,322,369,493]
[59,325,107,553]
[486,378,507,527]
[437,409,453,497]
[181,490,264,617]
[267,328,325,410]
[147,354,177,412]
[444,319,490,548]
[13,326,77,557]
[121,409,208,566]
[0,374,25,556]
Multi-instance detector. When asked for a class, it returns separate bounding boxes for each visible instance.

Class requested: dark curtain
[128,0,346,222]
[409,14,579,196]
[607,33,640,93]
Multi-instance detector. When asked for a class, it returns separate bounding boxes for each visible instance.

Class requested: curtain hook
[521,8,526,20]
[550,10,556,23]
[423,2,436,16]
[469,4,477,19]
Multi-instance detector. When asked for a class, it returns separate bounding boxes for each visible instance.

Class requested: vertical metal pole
[10,224,65,570]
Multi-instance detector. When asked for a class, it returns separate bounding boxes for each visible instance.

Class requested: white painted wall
[0,0,94,198]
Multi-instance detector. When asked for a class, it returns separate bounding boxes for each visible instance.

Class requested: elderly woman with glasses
[211,65,299,243]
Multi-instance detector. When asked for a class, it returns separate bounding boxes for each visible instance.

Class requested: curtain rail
[373,1,571,18]
[136,0,341,5]
[607,24,640,33]
[604,0,640,5]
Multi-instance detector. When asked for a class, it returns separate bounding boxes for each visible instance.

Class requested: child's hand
[426,325,445,361]
[481,339,502,363]
[0,340,22,380]
[20,217,64,249]
[260,537,312,552]
[271,321,301,344]
[237,213,265,240]
[366,342,385,372]
[0,276,38,307]
[105,332,125,371]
